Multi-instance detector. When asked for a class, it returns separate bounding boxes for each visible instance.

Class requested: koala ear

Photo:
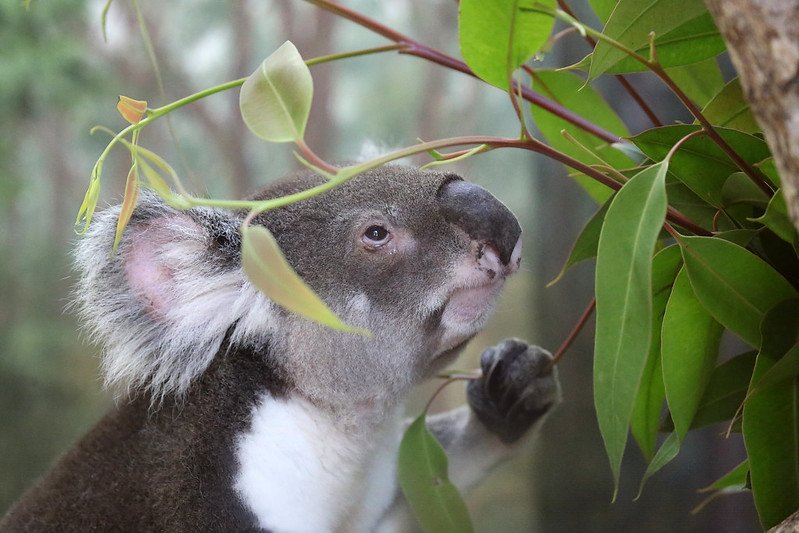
[74,191,275,400]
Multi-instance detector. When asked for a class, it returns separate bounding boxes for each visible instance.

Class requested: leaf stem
[551,297,596,366]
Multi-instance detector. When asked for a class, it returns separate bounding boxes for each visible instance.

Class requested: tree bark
[705,0,799,233]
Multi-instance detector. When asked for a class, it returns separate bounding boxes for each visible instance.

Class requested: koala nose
[437,178,522,266]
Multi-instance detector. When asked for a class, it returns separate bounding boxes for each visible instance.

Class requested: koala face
[75,165,521,412]
[250,168,521,398]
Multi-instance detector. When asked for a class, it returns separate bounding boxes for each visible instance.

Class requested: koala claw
[467,338,560,444]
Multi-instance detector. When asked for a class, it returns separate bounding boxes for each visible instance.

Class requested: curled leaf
[113,164,140,251]
[75,178,101,233]
[117,95,147,124]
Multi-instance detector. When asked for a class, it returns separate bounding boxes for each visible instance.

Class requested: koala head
[75,165,521,414]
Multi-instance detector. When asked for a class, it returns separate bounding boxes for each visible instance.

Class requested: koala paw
[467,339,560,444]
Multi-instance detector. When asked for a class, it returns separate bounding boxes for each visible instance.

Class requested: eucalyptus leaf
[637,432,680,498]
[399,415,474,533]
[113,164,140,252]
[588,0,616,23]
[588,0,708,81]
[661,268,723,438]
[743,301,799,529]
[632,125,772,207]
[548,198,611,286]
[459,0,556,90]
[701,78,759,132]
[663,58,723,108]
[530,70,631,203]
[665,179,716,231]
[751,190,798,246]
[594,162,668,496]
[631,245,682,460]
[240,41,312,143]
[679,236,797,346]
[690,351,757,430]
[721,172,770,208]
[605,13,725,74]
[700,460,749,493]
[755,158,781,187]
[241,225,364,333]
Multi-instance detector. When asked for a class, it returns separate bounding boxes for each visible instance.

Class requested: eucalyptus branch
[551,297,596,367]
[534,4,773,196]
[304,0,621,145]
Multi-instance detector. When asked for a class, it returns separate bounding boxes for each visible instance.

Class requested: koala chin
[1,165,560,532]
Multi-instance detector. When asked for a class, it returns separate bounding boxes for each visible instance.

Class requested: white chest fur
[233,394,402,532]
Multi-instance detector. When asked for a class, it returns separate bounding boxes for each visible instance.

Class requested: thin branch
[551,297,596,366]
[541,4,773,196]
[304,0,621,145]
[648,63,774,195]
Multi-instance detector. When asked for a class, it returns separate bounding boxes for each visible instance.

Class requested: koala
[0,165,560,532]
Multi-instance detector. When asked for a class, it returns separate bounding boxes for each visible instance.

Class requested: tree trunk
[705,0,799,233]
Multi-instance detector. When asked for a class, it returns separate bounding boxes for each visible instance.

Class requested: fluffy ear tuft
[73,191,276,401]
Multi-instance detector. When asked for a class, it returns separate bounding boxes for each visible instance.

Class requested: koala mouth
[431,278,506,357]
[443,279,505,326]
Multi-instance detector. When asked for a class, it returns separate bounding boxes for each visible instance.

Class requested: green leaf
[755,158,781,187]
[661,268,723,438]
[240,41,312,142]
[747,299,799,396]
[241,225,365,333]
[459,0,556,90]
[692,460,750,514]
[588,0,708,81]
[665,179,716,231]
[743,301,799,529]
[631,245,682,460]
[548,198,611,286]
[594,162,668,496]
[530,70,632,202]
[700,460,749,493]
[632,125,772,207]
[721,172,770,209]
[588,0,616,23]
[701,78,759,132]
[605,13,725,74]
[637,432,680,497]
[751,190,798,246]
[690,351,757,430]
[663,58,723,108]
[679,236,797,346]
[399,415,474,533]
[715,229,758,247]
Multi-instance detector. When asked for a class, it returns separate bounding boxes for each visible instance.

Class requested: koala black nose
[437,178,522,265]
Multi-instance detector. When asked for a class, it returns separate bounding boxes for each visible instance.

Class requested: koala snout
[437,178,522,266]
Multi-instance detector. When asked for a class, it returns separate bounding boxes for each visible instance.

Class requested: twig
[551,297,596,365]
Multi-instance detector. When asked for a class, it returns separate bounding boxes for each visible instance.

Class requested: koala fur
[1,165,560,532]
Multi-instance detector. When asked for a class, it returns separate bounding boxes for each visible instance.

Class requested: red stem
[552,297,596,365]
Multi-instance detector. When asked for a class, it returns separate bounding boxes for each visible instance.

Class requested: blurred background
[0,0,759,530]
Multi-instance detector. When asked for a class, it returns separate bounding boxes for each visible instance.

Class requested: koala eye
[362,225,391,246]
